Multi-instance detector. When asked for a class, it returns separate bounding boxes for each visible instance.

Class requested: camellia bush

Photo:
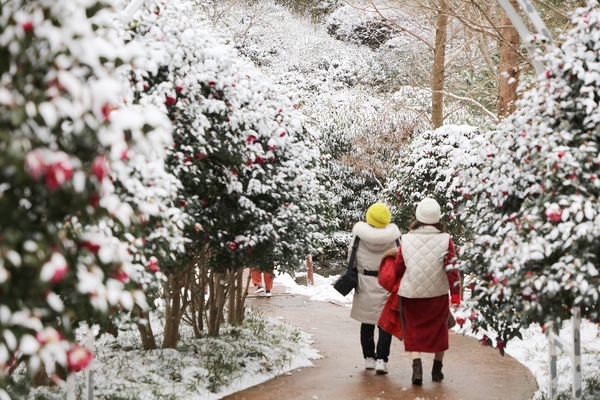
[459,2,600,351]
[384,125,481,242]
[0,0,179,395]
[125,0,332,337]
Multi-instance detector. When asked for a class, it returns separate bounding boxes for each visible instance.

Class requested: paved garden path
[224,281,538,400]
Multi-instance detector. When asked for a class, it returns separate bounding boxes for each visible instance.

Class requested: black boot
[432,359,444,381]
[412,358,423,385]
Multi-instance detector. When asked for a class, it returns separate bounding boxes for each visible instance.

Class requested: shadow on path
[225,285,537,400]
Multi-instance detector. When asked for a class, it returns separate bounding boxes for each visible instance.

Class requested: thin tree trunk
[227,269,250,325]
[497,0,520,117]
[135,306,157,350]
[163,272,183,348]
[206,270,229,336]
[431,0,449,128]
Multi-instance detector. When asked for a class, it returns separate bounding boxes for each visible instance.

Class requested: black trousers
[360,323,392,362]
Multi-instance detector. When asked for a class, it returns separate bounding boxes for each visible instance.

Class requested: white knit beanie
[415,198,441,224]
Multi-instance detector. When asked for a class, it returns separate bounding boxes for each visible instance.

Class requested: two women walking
[348,198,461,384]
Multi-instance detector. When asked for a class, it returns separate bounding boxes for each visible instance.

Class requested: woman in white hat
[393,198,461,385]
[349,203,400,375]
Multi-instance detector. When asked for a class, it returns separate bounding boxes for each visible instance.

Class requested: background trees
[383,125,481,240]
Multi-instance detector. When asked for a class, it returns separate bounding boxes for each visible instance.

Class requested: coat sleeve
[393,245,406,280]
[444,238,461,306]
[378,256,397,292]
[347,235,356,263]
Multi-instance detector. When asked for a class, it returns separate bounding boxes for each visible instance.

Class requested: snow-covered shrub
[126,1,331,274]
[0,0,176,394]
[317,96,419,230]
[384,125,481,241]
[326,4,399,49]
[311,231,352,270]
[459,2,600,348]
[275,0,341,22]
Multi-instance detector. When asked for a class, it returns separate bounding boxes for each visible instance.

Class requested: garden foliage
[459,2,600,349]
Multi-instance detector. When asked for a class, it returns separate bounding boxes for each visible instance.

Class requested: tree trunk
[497,0,520,117]
[135,306,157,350]
[227,269,250,325]
[163,272,183,348]
[431,0,449,128]
[206,270,228,336]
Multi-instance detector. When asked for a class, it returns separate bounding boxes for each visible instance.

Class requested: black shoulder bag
[333,237,360,296]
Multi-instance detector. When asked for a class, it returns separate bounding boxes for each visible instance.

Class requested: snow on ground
[274,272,600,399]
[276,271,353,306]
[26,307,321,400]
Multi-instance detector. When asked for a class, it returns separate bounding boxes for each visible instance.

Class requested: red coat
[377,239,462,347]
[377,249,403,340]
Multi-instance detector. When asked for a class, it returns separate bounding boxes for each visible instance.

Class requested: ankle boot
[432,359,444,381]
[412,358,423,385]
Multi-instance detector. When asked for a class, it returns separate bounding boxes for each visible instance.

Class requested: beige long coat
[349,221,401,325]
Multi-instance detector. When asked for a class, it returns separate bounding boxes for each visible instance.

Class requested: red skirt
[401,294,449,353]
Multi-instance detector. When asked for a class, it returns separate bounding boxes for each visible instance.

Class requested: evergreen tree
[0,0,176,393]
[459,2,600,349]
[384,125,479,242]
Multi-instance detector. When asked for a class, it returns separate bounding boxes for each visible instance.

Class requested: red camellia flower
[175,85,184,92]
[196,152,207,159]
[268,144,277,151]
[180,200,186,207]
[462,193,471,199]
[101,103,116,122]
[279,132,286,137]
[146,256,159,273]
[79,240,101,254]
[22,21,33,33]
[255,156,265,164]
[113,269,129,283]
[45,156,74,190]
[228,241,237,250]
[496,340,506,350]
[246,135,258,144]
[120,149,129,160]
[67,345,93,372]
[92,155,109,181]
[51,262,68,284]
[481,335,489,346]
[165,95,177,105]
[545,205,562,222]
[557,151,565,158]
[455,317,466,327]
[90,193,100,208]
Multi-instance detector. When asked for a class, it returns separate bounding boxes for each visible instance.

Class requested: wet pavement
[225,282,537,400]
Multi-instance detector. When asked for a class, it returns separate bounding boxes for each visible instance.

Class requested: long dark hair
[408,220,446,232]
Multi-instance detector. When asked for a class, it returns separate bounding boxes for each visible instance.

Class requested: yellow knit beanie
[366,203,391,228]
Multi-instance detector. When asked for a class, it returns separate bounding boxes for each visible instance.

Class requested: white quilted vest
[398,225,450,299]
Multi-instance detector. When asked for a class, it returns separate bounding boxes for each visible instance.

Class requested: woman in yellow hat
[349,203,400,375]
